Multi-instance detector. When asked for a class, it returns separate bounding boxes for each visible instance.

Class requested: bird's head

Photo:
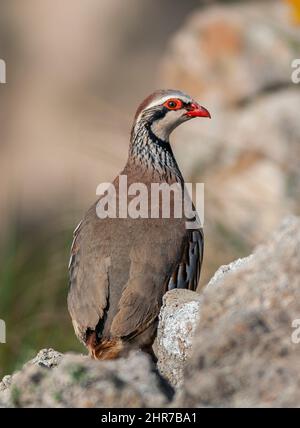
[132,89,211,142]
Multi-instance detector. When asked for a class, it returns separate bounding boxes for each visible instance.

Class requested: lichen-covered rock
[177,216,300,408]
[29,348,64,369]
[156,289,202,388]
[3,217,300,408]
[0,348,64,400]
[0,350,173,408]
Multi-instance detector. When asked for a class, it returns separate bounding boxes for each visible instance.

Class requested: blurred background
[0,0,299,377]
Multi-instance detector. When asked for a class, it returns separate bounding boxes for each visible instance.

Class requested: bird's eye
[168,100,177,108]
[163,99,183,110]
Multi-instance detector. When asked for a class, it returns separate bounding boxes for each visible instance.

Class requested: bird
[68,89,210,361]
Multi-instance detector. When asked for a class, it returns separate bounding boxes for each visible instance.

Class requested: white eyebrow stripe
[146,94,192,110]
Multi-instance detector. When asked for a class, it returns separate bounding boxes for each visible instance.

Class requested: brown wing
[109,227,204,341]
[67,208,110,344]
[109,243,167,340]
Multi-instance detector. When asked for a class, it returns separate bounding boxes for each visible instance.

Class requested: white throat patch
[151,109,184,140]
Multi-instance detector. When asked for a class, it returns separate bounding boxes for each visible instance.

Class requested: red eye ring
[163,98,183,110]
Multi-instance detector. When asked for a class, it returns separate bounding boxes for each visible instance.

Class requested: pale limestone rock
[157,289,202,387]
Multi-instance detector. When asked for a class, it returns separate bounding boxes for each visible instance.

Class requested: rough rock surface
[0,350,173,408]
[2,217,300,407]
[205,255,254,288]
[177,216,300,407]
[156,289,202,388]
[0,349,64,396]
[29,348,64,369]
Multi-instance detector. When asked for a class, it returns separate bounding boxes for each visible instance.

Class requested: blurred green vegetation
[0,212,85,378]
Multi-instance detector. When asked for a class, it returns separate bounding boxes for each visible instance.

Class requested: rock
[162,1,300,108]
[2,217,300,408]
[0,348,65,407]
[206,255,254,289]
[0,348,64,396]
[29,348,64,369]
[0,350,173,408]
[156,289,202,388]
[0,375,12,407]
[177,216,300,407]
[0,375,12,393]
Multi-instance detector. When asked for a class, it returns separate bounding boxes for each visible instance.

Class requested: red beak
[186,102,211,119]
